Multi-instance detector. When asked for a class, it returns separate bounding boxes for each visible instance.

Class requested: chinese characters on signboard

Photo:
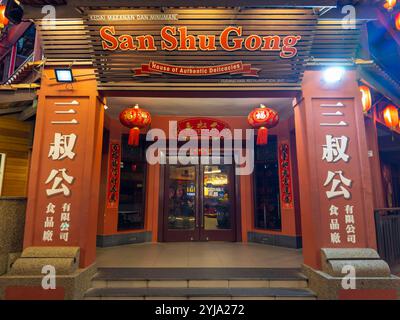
[177,117,230,136]
[319,101,357,245]
[107,142,121,208]
[42,100,80,243]
[278,142,293,209]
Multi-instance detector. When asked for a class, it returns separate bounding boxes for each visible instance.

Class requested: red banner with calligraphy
[177,117,231,136]
[107,142,121,209]
[278,142,293,209]
[134,61,260,77]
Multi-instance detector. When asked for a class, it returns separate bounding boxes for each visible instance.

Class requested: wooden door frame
[158,161,242,242]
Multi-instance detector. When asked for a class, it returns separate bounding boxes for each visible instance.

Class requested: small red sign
[134,61,260,77]
[107,142,121,208]
[278,142,293,209]
[177,118,231,136]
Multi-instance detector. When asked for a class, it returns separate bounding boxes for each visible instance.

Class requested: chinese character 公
[45,168,74,197]
[324,170,352,199]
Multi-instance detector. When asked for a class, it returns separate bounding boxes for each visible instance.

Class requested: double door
[163,161,236,241]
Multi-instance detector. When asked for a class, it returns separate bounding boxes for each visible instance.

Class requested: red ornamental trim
[278,142,293,209]
[177,117,231,136]
[107,142,121,208]
[134,61,260,77]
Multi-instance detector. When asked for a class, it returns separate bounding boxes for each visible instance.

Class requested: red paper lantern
[395,12,400,30]
[0,6,8,27]
[248,104,279,145]
[384,0,396,11]
[383,104,399,129]
[119,104,151,146]
[359,85,372,113]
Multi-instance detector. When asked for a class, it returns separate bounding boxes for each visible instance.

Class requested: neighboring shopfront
[0,1,400,300]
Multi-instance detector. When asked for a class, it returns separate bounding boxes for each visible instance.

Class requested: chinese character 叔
[45,168,74,197]
[48,133,77,160]
[322,135,350,163]
[323,170,352,199]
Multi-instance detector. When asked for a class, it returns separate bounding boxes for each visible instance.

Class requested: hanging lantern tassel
[128,127,140,146]
[257,127,268,145]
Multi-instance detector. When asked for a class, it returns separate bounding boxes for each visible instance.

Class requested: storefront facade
[1,0,400,300]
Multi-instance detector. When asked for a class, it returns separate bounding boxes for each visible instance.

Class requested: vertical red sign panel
[107,142,121,209]
[33,97,88,246]
[312,98,367,248]
[278,142,293,209]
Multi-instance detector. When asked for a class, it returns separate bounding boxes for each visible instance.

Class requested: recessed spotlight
[323,67,345,84]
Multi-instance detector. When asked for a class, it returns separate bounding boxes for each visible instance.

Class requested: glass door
[200,164,236,241]
[164,164,199,241]
[163,161,236,242]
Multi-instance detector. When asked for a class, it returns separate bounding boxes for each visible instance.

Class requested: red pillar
[364,110,386,209]
[295,70,377,270]
[23,68,104,268]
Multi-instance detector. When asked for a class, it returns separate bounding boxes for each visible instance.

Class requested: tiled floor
[96,242,303,268]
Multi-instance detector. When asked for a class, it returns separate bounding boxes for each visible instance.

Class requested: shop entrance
[163,160,236,242]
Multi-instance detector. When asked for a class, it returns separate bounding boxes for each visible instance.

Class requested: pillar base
[302,248,400,300]
[0,247,97,300]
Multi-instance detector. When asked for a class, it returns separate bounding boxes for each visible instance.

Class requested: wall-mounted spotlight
[55,68,74,83]
[323,67,345,84]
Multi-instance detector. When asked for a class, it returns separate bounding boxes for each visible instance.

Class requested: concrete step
[85,267,315,299]
[92,278,308,289]
[92,267,307,280]
[84,287,317,300]
[91,268,308,289]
